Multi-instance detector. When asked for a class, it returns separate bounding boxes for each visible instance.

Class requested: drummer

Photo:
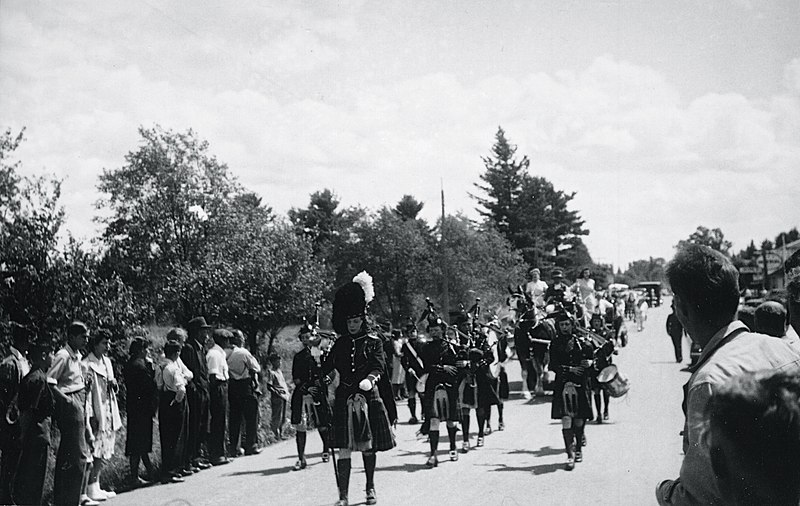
[588,314,615,423]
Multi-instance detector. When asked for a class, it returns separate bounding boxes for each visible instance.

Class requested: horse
[507,287,557,397]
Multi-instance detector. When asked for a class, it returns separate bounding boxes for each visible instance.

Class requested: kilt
[290,386,331,428]
[423,382,459,422]
[331,385,395,452]
[405,373,418,394]
[497,368,510,400]
[551,379,592,419]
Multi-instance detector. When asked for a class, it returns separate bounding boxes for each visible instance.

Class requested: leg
[497,403,505,427]
[142,453,155,478]
[337,449,352,504]
[243,393,260,453]
[408,394,418,423]
[228,382,243,455]
[593,388,602,422]
[603,390,610,419]
[446,421,458,453]
[363,451,377,504]
[561,416,575,470]
[573,418,586,462]
[427,418,440,465]
[460,408,470,443]
[129,455,141,482]
[294,430,307,469]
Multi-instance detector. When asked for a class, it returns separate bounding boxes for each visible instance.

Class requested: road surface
[110,301,688,505]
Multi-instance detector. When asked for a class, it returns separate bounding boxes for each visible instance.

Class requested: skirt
[331,385,395,452]
[422,382,459,422]
[551,379,592,420]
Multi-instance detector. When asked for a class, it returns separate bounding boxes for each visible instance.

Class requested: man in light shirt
[206,329,230,465]
[226,330,262,456]
[48,321,96,506]
[159,340,190,484]
[656,245,800,505]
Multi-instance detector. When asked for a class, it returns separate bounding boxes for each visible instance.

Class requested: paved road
[111,301,689,506]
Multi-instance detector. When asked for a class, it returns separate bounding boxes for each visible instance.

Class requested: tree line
[1,124,602,356]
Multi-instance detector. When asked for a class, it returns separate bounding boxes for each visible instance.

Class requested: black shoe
[244,447,262,456]
[408,417,419,424]
[194,460,212,470]
[366,488,377,505]
[161,475,185,484]
[211,457,230,466]
[575,451,583,463]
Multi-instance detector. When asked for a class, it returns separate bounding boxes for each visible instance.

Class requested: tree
[775,228,800,248]
[97,125,243,300]
[472,127,588,268]
[622,257,667,285]
[676,226,732,254]
[394,194,425,221]
[472,127,527,238]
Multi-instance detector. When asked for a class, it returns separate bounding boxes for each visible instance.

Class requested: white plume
[352,271,374,304]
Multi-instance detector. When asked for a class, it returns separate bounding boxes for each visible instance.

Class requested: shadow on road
[225,465,305,477]
[278,452,324,460]
[481,462,565,475]
[377,463,431,473]
[503,445,563,458]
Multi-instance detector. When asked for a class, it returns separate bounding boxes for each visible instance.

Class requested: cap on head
[187,316,212,331]
[552,269,564,279]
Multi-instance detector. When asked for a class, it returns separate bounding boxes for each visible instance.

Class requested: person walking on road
[656,244,800,506]
[666,311,684,363]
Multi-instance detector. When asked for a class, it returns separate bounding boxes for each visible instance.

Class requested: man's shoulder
[695,331,800,386]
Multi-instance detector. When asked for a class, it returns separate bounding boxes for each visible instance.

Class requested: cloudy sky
[2,1,799,269]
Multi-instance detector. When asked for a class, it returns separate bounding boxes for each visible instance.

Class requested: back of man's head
[754,301,787,338]
[706,371,800,505]
[666,244,739,329]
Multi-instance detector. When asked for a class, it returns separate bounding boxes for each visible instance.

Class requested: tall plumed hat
[332,271,374,336]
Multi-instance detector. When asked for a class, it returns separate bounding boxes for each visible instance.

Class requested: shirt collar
[694,320,748,367]
[65,343,81,360]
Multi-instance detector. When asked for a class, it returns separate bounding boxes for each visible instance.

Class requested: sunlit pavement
[110,300,687,506]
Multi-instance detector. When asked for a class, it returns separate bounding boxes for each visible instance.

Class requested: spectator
[226,330,262,456]
[754,301,788,338]
[656,245,800,505]
[705,371,800,505]
[0,322,32,504]
[84,328,123,501]
[158,339,189,484]
[390,330,405,400]
[11,341,60,506]
[524,267,548,308]
[180,317,213,472]
[48,321,95,506]
[206,329,231,465]
[123,337,158,487]
[666,311,684,363]
[267,353,290,440]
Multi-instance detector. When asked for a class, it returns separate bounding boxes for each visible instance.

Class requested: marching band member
[549,311,595,470]
[419,315,461,466]
[588,314,615,423]
[321,272,397,506]
[291,322,331,470]
[400,323,424,424]
[456,320,500,451]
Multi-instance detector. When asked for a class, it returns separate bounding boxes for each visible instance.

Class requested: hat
[331,271,374,335]
[552,269,564,279]
[187,316,212,330]
[298,318,314,337]
[449,309,469,327]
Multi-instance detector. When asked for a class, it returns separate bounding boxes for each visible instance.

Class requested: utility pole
[441,179,450,324]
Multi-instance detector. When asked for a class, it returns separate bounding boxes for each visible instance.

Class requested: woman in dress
[123,337,158,486]
[321,272,397,506]
[84,329,123,500]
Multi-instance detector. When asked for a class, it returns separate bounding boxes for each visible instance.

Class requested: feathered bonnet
[332,271,374,336]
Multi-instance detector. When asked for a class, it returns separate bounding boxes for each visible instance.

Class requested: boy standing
[267,354,290,440]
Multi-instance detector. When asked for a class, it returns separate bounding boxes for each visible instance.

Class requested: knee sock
[477,410,486,437]
[447,426,458,451]
[296,431,307,460]
[486,409,492,426]
[337,458,351,500]
[497,404,504,424]
[363,453,376,489]
[319,429,328,453]
[461,411,470,442]
[574,423,584,453]
[603,391,610,415]
[561,429,575,457]
[594,392,602,418]
[408,396,417,418]
[429,431,439,456]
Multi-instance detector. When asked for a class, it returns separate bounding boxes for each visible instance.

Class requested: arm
[656,382,718,505]
[46,352,67,387]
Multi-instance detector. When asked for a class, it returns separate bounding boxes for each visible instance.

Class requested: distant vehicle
[637,281,663,307]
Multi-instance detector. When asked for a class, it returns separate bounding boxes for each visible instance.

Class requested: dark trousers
[185,385,209,464]
[53,391,89,506]
[521,358,537,392]
[159,391,188,477]
[0,438,20,504]
[208,379,228,460]
[270,396,286,436]
[12,441,49,505]
[228,379,259,453]
[670,333,683,362]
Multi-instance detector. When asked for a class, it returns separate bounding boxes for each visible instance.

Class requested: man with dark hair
[754,301,788,338]
[0,323,31,504]
[227,330,262,457]
[206,328,231,465]
[656,245,800,505]
[705,371,800,505]
[159,340,189,484]
[180,317,213,471]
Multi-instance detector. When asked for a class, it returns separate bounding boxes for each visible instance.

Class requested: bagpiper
[290,319,332,471]
[418,306,461,466]
[321,272,397,506]
[549,310,595,470]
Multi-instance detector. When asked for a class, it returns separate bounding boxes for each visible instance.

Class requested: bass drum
[597,365,630,398]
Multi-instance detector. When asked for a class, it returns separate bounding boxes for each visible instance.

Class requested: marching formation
[0,267,636,506]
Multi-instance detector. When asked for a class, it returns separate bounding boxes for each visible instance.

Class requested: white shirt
[206,344,229,381]
[162,358,187,395]
[525,280,548,307]
[227,346,261,380]
[5,346,30,379]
